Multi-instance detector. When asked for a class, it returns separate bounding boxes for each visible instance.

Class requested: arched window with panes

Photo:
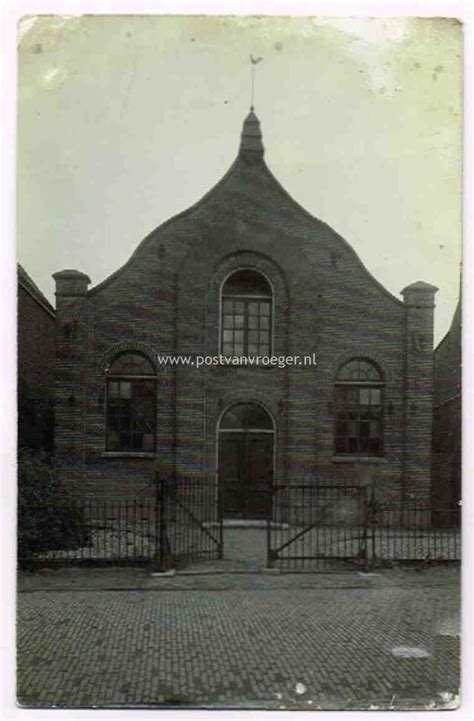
[334,358,384,456]
[221,269,272,357]
[106,352,156,452]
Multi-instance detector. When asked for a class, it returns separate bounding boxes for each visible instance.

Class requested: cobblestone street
[16,566,460,710]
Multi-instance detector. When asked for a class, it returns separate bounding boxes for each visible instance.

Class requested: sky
[17,14,462,345]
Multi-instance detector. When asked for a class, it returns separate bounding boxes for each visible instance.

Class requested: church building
[53,109,437,516]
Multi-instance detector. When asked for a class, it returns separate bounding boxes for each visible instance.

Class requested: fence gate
[268,484,369,570]
[158,477,223,570]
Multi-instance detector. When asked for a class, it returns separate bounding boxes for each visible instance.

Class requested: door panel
[219,434,245,517]
[246,434,273,518]
[218,432,273,519]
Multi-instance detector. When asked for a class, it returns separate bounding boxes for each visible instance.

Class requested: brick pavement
[17,568,460,710]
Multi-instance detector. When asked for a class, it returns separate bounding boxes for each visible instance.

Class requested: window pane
[371,388,381,404]
[223,300,233,313]
[234,301,244,313]
[248,330,258,343]
[223,330,233,342]
[248,344,258,355]
[108,381,120,398]
[259,344,270,356]
[220,402,273,430]
[337,358,382,382]
[260,315,270,329]
[234,315,245,328]
[248,302,259,315]
[234,344,244,356]
[222,269,271,296]
[120,381,131,399]
[234,331,244,343]
[223,314,234,328]
[259,303,270,316]
[248,316,258,329]
[222,343,233,356]
[107,379,155,451]
[109,353,154,375]
[259,330,269,343]
[334,379,383,456]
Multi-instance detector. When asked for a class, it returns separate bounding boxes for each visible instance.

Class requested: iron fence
[18,477,223,569]
[268,484,369,570]
[18,500,161,567]
[369,504,461,565]
[268,485,461,570]
[18,481,461,570]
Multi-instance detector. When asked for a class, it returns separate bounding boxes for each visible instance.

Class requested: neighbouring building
[18,264,56,453]
[432,297,461,524]
[52,110,438,515]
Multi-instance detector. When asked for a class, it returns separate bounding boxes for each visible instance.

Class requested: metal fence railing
[18,500,161,567]
[268,485,461,570]
[18,481,461,571]
[18,478,223,569]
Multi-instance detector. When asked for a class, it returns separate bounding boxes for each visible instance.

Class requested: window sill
[102,452,156,459]
[332,456,387,464]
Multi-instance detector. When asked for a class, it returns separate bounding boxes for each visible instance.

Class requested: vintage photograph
[16,13,462,710]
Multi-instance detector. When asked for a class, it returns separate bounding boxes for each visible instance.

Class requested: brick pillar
[52,270,91,492]
[401,281,438,504]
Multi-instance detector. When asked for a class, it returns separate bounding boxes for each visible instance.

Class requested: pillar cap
[401,280,438,295]
[53,269,91,283]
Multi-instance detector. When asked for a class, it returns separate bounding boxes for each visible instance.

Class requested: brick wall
[52,136,437,504]
[18,267,56,452]
[432,299,461,514]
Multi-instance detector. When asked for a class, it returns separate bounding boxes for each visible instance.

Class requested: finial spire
[239,107,264,163]
[250,54,263,110]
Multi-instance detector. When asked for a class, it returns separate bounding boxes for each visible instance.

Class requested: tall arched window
[106,352,156,452]
[334,358,384,456]
[221,269,272,357]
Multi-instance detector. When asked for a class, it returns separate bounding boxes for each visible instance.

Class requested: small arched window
[221,269,272,357]
[106,352,156,452]
[334,358,384,456]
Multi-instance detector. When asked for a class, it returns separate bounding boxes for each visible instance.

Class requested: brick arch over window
[214,391,281,432]
[326,349,391,385]
[206,251,289,356]
[97,342,159,375]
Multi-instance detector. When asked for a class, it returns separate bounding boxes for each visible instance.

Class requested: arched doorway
[218,402,275,519]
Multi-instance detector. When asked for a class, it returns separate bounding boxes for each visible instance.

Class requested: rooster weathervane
[250,54,263,110]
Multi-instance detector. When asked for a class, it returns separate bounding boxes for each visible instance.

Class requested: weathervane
[250,54,263,110]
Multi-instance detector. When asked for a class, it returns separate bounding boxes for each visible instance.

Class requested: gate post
[217,480,224,560]
[366,484,377,570]
[266,485,273,568]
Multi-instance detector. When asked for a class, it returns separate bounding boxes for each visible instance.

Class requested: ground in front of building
[17,565,460,710]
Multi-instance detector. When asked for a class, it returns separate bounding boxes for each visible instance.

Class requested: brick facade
[52,111,437,505]
[18,264,56,452]
[432,298,461,515]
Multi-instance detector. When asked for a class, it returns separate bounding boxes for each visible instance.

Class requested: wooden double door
[218,431,274,519]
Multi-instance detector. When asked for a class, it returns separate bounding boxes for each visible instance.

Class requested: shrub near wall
[17,450,89,565]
